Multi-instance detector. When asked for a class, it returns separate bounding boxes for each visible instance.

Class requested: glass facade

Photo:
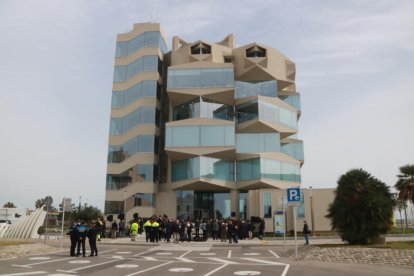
[237,158,301,182]
[280,95,301,111]
[281,142,304,160]
[105,201,124,214]
[168,68,234,88]
[263,192,272,218]
[115,31,168,57]
[176,191,231,220]
[235,80,277,99]
[166,125,235,147]
[109,107,158,135]
[236,133,280,153]
[107,135,158,163]
[114,56,161,83]
[236,100,298,129]
[106,164,158,190]
[173,97,234,121]
[112,80,159,108]
[172,157,234,182]
[134,193,155,207]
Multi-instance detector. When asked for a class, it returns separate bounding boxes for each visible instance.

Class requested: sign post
[287,188,301,260]
[60,198,71,250]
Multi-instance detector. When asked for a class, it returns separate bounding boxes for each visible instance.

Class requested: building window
[246,46,266,58]
[191,43,211,54]
[263,192,272,218]
[134,193,155,207]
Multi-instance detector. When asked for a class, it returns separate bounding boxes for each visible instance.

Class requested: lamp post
[309,186,315,237]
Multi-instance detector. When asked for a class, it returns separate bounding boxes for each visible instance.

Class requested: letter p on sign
[287,188,301,202]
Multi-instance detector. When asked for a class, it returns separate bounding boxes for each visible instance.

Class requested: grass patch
[0,240,35,247]
[316,241,414,250]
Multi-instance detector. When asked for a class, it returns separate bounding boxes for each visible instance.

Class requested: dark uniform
[76,223,88,257]
[87,223,98,256]
[68,224,77,256]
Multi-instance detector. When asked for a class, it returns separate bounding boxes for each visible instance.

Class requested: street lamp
[309,186,315,237]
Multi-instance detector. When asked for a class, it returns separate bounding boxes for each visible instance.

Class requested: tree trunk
[404,206,408,229]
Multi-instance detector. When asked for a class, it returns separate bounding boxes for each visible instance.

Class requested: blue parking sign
[287,188,301,202]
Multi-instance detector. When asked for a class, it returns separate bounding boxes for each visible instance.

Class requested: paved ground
[0,236,413,276]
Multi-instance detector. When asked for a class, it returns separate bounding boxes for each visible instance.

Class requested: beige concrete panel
[230,190,240,219]
[167,117,234,126]
[107,153,157,174]
[247,190,260,218]
[236,119,297,136]
[167,87,235,106]
[156,190,177,218]
[115,48,164,66]
[236,179,300,190]
[165,147,235,160]
[110,97,159,118]
[125,206,156,221]
[233,43,295,84]
[112,72,160,91]
[117,22,165,42]
[217,34,236,48]
[168,179,236,191]
[105,182,157,201]
[236,152,300,164]
[169,61,234,70]
[109,125,159,145]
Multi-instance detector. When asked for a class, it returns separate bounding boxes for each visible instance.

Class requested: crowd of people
[108,215,266,244]
[67,215,268,256]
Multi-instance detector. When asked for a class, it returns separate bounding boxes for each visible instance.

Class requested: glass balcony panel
[172,157,234,182]
[235,80,277,99]
[168,68,234,89]
[236,133,280,153]
[171,126,199,147]
[236,101,258,123]
[200,125,224,146]
[141,80,157,97]
[124,82,142,107]
[114,66,127,82]
[115,41,128,57]
[128,34,145,55]
[111,92,124,108]
[144,32,160,46]
[281,142,304,160]
[280,95,301,111]
[109,118,122,135]
[259,101,279,123]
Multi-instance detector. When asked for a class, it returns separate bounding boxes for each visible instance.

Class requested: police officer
[87,221,98,256]
[68,223,77,256]
[76,222,88,257]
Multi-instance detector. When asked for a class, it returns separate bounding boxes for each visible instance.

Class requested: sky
[0,0,413,211]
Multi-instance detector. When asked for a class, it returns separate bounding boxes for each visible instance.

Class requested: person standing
[111,220,118,239]
[76,222,88,257]
[130,220,139,241]
[303,221,309,245]
[87,221,98,256]
[96,217,103,241]
[258,219,265,240]
[68,223,77,256]
[211,219,218,240]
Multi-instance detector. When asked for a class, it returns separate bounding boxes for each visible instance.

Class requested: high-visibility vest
[131,222,139,235]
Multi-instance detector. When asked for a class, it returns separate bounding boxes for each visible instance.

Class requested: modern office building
[105,23,304,231]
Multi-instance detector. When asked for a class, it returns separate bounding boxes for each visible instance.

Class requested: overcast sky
[0,0,413,211]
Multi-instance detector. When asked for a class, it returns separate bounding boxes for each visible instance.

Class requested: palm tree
[326,168,394,244]
[395,164,414,203]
